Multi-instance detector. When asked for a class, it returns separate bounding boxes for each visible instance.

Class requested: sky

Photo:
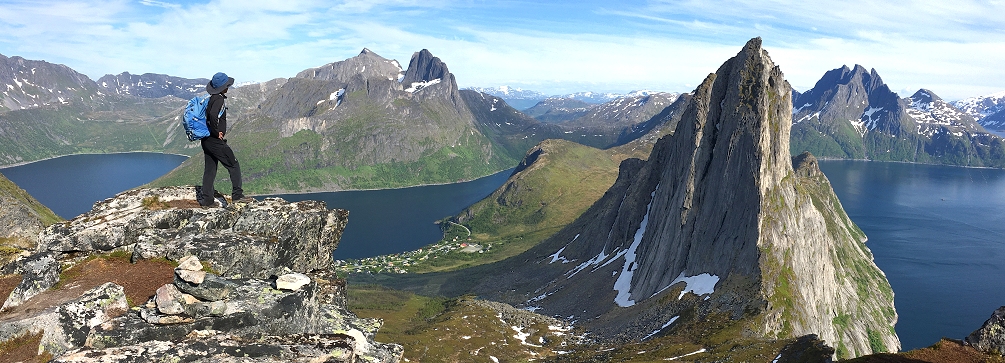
[0,0,1002,101]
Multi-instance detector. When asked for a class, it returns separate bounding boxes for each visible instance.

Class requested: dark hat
[206,72,234,94]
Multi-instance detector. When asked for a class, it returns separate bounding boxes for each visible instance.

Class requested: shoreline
[813,157,1001,170]
[0,151,191,169]
[256,167,516,197]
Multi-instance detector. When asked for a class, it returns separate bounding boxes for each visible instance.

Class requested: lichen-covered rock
[7,186,399,362]
[1,251,60,309]
[154,284,185,315]
[965,306,1005,355]
[36,186,348,279]
[58,332,402,363]
[0,282,128,356]
[173,273,238,302]
[84,276,400,362]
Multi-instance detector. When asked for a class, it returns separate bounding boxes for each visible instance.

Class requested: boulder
[1,251,60,309]
[176,255,203,271]
[154,284,185,315]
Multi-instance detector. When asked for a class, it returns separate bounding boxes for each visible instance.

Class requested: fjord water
[819,160,1005,350]
[0,153,189,219]
[268,168,513,260]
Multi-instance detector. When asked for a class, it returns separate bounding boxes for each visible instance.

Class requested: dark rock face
[96,72,208,99]
[400,49,450,88]
[472,38,898,358]
[965,306,1005,355]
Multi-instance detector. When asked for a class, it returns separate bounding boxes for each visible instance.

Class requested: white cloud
[0,0,1000,99]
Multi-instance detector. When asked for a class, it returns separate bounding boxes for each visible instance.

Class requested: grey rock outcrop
[0,186,401,362]
[471,38,898,359]
[1,251,61,309]
[965,306,1005,355]
[80,273,401,362]
[38,186,347,279]
[0,282,129,355]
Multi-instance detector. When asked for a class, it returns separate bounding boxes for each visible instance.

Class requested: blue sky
[0,0,1002,100]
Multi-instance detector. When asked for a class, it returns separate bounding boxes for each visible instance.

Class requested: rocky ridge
[465,38,898,359]
[0,186,401,362]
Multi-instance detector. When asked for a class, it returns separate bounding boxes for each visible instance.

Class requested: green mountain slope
[0,171,60,252]
[149,50,518,194]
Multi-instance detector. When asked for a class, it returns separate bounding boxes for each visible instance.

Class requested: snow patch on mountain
[405,78,441,93]
[613,186,658,308]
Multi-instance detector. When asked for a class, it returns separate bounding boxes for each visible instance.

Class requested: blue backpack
[182,95,224,141]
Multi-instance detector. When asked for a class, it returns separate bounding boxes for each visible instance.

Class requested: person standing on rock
[199,72,250,206]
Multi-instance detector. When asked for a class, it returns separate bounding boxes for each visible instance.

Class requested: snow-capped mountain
[0,53,104,112]
[97,72,208,99]
[790,65,1005,167]
[951,91,1005,130]
[906,89,983,137]
[465,86,547,110]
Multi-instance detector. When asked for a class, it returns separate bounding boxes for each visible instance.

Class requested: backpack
[182,95,224,141]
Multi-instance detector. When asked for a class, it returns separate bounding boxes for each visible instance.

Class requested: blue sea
[819,160,1005,350]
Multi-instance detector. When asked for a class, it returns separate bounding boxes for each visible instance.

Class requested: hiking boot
[233,195,256,203]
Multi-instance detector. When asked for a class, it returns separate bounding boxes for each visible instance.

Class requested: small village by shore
[333,234,487,274]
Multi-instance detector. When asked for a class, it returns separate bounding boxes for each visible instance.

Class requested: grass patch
[0,331,53,363]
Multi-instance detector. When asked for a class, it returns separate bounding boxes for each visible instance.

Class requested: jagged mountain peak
[401,49,451,88]
[475,37,898,358]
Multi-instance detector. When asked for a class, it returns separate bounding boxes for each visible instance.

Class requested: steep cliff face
[474,38,897,359]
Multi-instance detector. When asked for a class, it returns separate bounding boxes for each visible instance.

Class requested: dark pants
[201,137,243,201]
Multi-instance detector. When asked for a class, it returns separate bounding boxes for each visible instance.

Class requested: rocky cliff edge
[0,186,402,362]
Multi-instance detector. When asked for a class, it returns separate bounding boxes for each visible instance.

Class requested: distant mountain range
[951,91,1005,131]
[467,86,666,110]
[790,64,1005,167]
